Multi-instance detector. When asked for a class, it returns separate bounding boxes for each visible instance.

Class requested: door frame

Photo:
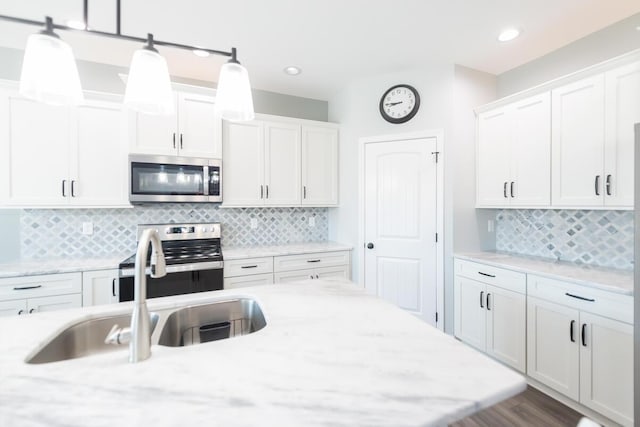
[358,130,445,331]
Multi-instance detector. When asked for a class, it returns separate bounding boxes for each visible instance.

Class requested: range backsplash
[20,205,328,260]
[495,209,633,270]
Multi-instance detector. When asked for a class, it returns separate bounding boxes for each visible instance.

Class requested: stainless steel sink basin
[25,313,159,364]
[157,298,266,347]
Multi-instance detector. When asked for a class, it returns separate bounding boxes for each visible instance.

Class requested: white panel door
[177,92,220,158]
[3,93,71,206]
[301,126,338,205]
[604,62,640,207]
[364,138,438,325]
[454,277,486,351]
[551,75,605,207]
[128,93,178,156]
[27,294,82,314]
[527,297,580,400]
[0,299,27,317]
[485,284,526,373]
[510,93,551,207]
[71,99,128,206]
[222,120,265,206]
[264,122,301,205]
[579,312,633,426]
[82,269,119,306]
[477,107,511,207]
[315,265,350,280]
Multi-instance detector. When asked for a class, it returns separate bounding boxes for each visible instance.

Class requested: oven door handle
[119,261,224,278]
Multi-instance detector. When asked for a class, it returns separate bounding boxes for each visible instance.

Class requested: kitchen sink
[157,298,266,347]
[25,312,159,364]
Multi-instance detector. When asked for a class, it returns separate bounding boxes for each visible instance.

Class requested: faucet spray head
[150,249,167,278]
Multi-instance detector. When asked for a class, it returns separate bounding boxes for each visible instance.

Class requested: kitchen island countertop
[0,279,525,426]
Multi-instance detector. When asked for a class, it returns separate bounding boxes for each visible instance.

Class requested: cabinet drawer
[224,273,274,289]
[454,259,526,294]
[224,257,273,277]
[274,269,316,283]
[0,273,82,301]
[274,251,350,272]
[528,275,632,324]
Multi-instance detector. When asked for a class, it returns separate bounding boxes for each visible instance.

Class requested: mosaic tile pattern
[495,209,634,270]
[20,205,328,260]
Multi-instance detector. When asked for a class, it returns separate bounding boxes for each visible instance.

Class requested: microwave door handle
[204,165,209,195]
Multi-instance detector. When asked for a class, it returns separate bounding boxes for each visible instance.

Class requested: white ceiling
[1,0,639,100]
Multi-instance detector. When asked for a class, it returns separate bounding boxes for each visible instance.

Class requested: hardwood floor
[450,386,585,427]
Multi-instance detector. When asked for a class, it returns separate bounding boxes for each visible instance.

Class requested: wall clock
[379,84,420,124]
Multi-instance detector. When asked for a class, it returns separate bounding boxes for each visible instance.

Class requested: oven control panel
[136,223,221,241]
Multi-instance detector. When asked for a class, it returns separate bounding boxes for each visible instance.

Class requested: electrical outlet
[309,217,316,227]
[82,222,94,235]
[250,218,258,229]
[487,219,494,233]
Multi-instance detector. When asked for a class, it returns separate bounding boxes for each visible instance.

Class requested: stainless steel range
[118,223,223,302]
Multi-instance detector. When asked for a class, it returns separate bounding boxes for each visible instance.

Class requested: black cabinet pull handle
[503,182,508,198]
[565,292,595,302]
[266,185,269,199]
[112,278,116,297]
[17,309,24,315]
[510,181,515,198]
[303,186,307,199]
[71,180,76,197]
[307,259,321,263]
[13,285,42,291]
[606,174,612,196]
[570,320,575,342]
[486,293,491,310]
[581,324,587,347]
[595,175,601,196]
[478,272,495,278]
[315,274,319,279]
[480,291,484,308]
[29,308,36,314]
[260,185,264,199]
[62,179,67,197]
[180,134,183,149]
[241,265,258,269]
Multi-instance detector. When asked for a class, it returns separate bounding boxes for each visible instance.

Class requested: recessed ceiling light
[284,66,302,76]
[498,28,521,42]
[192,49,210,58]
[65,20,86,30]
[636,25,640,31]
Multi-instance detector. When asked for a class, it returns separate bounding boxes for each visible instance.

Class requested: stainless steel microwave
[129,154,222,203]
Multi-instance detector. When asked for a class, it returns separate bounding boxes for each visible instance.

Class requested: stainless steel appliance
[129,154,222,203]
[118,223,223,301]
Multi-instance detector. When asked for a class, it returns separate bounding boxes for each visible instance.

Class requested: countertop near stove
[0,279,525,427]
[222,241,352,260]
[0,257,126,279]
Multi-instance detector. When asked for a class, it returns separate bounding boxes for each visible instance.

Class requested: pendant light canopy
[215,48,255,122]
[124,34,174,115]
[19,17,83,106]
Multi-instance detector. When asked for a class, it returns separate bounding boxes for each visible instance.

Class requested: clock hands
[385,101,403,107]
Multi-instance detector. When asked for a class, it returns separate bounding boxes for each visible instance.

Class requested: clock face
[379,84,420,124]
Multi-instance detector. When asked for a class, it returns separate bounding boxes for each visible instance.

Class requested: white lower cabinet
[82,269,119,306]
[0,299,27,317]
[0,272,83,317]
[224,273,274,290]
[28,294,82,313]
[274,265,350,284]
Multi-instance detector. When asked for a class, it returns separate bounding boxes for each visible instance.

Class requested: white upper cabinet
[476,92,550,207]
[129,91,220,159]
[302,126,339,205]
[222,115,339,207]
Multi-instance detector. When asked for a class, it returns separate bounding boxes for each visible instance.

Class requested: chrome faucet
[105,228,166,363]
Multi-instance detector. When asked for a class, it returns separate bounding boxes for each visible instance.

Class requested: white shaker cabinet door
[485,284,526,373]
[604,62,640,208]
[71,99,129,207]
[82,269,119,306]
[274,269,316,283]
[302,126,338,206]
[264,122,301,205]
[0,92,71,206]
[476,107,511,207]
[510,93,551,207]
[222,120,265,206]
[0,299,27,317]
[527,297,580,401]
[27,294,82,314]
[128,93,178,156]
[551,75,605,207]
[579,312,633,426]
[177,92,220,159]
[454,277,486,352]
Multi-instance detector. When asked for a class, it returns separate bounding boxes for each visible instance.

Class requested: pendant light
[215,48,255,121]
[19,17,84,106]
[124,34,174,115]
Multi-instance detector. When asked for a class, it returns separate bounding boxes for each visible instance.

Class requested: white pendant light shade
[124,48,174,115]
[215,61,255,121]
[19,33,84,106]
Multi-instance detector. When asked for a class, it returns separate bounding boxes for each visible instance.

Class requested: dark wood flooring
[450,386,585,427]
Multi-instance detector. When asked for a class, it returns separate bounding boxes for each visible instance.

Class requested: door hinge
[435,233,438,243]
[435,312,439,323]
[431,151,440,163]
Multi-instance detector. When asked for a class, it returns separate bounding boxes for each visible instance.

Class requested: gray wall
[497,12,640,97]
[0,46,328,121]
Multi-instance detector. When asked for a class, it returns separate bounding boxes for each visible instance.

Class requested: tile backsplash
[20,205,328,260]
[495,209,633,270]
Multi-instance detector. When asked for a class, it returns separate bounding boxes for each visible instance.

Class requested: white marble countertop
[0,279,524,426]
[222,241,352,260]
[0,256,126,279]
[455,251,633,296]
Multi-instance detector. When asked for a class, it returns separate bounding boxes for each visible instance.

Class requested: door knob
[367,242,374,249]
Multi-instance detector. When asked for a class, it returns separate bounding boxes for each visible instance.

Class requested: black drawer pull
[112,278,116,297]
[581,324,587,347]
[307,259,321,263]
[570,320,575,342]
[478,272,495,278]
[241,265,258,269]
[13,285,42,291]
[565,292,595,302]
[480,291,484,308]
